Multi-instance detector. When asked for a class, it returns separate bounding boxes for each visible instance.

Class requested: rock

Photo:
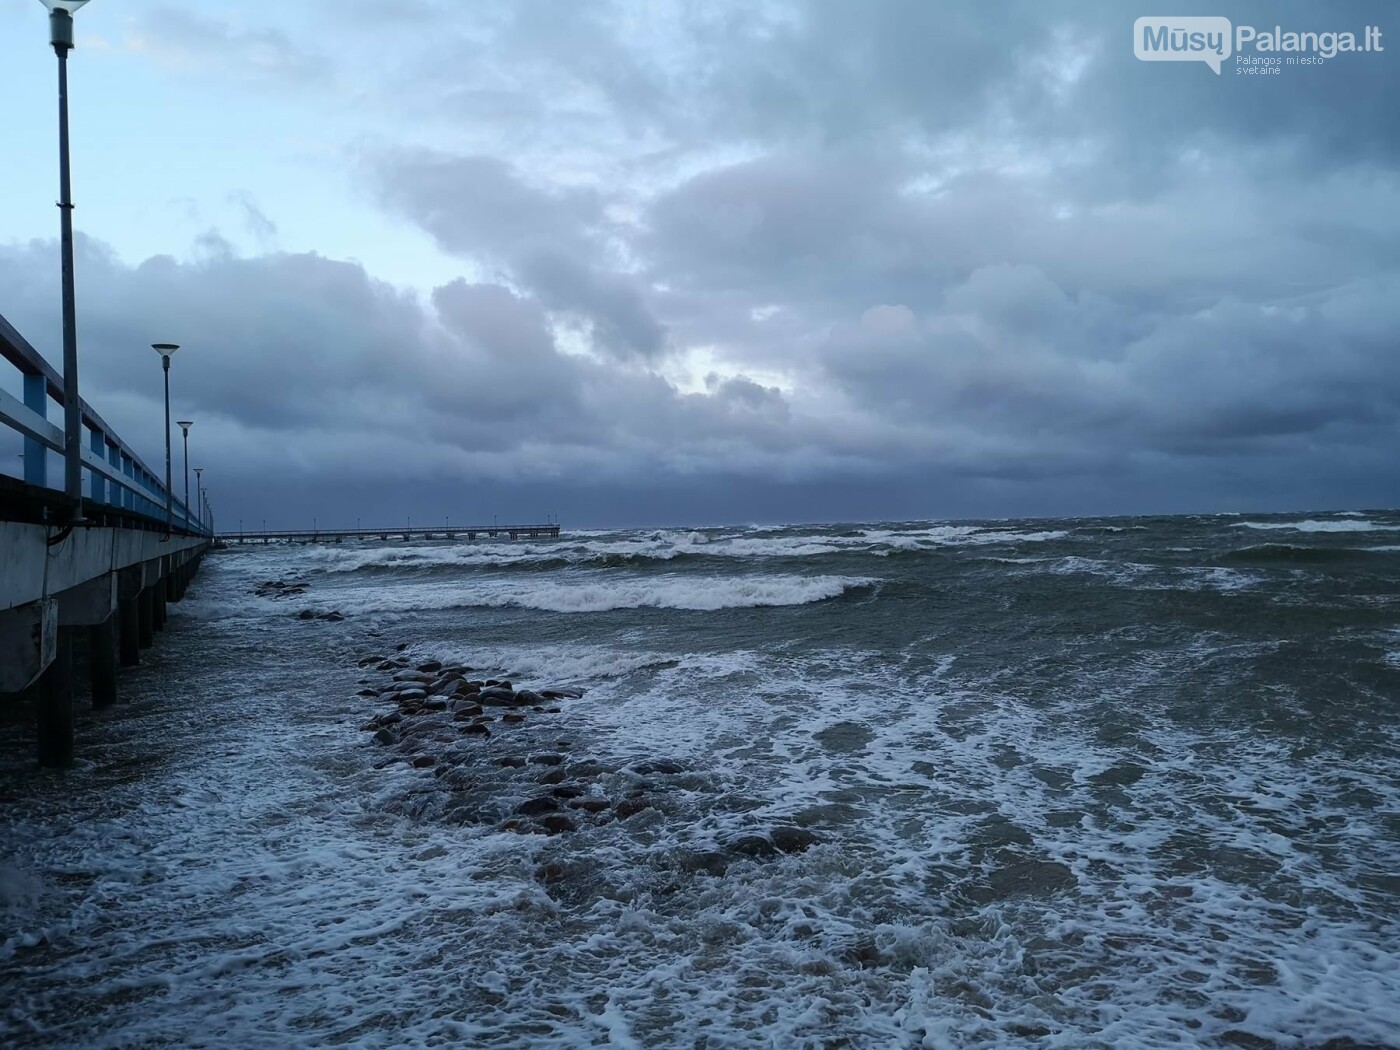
[541,687,585,700]
[515,689,543,705]
[380,711,402,725]
[634,760,685,776]
[539,814,576,835]
[358,656,385,667]
[395,643,409,652]
[321,611,345,622]
[516,796,561,817]
[451,706,484,721]
[497,756,526,768]
[393,670,433,682]
[412,755,436,768]
[570,798,609,814]
[377,661,397,671]
[529,753,564,766]
[537,769,567,785]
[356,689,378,698]
[422,696,449,712]
[461,724,491,738]
[477,688,517,706]
[770,826,819,854]
[372,727,398,746]
[728,834,777,858]
[417,660,443,673]
[614,798,653,820]
[551,785,584,799]
[296,609,316,620]
[502,713,526,724]
[452,681,481,697]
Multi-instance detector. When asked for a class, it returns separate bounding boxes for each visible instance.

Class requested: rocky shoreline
[340,644,820,861]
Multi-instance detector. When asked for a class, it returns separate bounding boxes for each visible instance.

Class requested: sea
[1,511,1397,1049]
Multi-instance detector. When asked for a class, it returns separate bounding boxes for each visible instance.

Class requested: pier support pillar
[138,586,155,648]
[37,628,75,769]
[89,616,118,708]
[119,595,140,666]
[153,577,167,631]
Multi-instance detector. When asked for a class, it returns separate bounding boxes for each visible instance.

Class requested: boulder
[529,753,564,766]
[412,755,436,769]
[539,814,576,835]
[417,660,443,673]
[372,727,398,746]
[461,723,491,737]
[516,796,560,817]
[477,687,518,706]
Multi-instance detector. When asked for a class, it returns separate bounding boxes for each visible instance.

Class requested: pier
[1,311,211,767]
[224,524,562,544]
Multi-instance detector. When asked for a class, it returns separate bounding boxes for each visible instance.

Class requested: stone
[321,611,345,622]
[614,798,652,820]
[770,826,819,854]
[539,814,576,835]
[417,660,443,673]
[502,713,526,724]
[530,753,564,766]
[571,798,609,814]
[372,728,398,746]
[516,796,560,816]
[297,609,316,620]
[461,723,490,737]
[412,755,436,768]
[515,689,543,705]
[634,760,685,776]
[728,834,777,858]
[477,687,517,706]
[380,711,402,725]
[537,769,567,785]
[356,689,378,698]
[377,661,397,671]
[540,688,585,700]
[497,756,526,768]
[551,785,584,799]
[358,656,385,667]
[422,696,449,711]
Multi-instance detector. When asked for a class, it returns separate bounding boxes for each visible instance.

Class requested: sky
[1,0,1397,529]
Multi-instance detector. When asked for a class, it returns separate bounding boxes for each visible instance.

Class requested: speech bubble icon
[1134,16,1233,75]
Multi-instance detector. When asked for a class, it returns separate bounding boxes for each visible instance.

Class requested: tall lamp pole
[176,420,193,530]
[40,0,94,519]
[193,467,204,531]
[152,343,179,528]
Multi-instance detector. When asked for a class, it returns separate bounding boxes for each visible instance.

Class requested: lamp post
[39,1,93,518]
[193,467,204,530]
[176,420,192,530]
[152,343,179,528]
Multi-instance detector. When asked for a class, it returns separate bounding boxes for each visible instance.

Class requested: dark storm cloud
[10,0,1399,526]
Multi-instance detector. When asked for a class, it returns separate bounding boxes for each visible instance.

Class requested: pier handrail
[0,310,209,534]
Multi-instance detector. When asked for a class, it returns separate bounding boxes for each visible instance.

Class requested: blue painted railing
[0,310,209,534]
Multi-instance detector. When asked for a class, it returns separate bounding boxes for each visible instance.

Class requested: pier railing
[0,310,208,534]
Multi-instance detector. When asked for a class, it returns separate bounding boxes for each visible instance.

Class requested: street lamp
[39,0,93,518]
[152,343,179,528]
[193,467,204,530]
[176,419,192,530]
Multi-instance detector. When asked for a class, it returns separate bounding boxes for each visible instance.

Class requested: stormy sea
[1,511,1397,1049]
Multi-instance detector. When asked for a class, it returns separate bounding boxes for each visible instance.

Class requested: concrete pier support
[119,595,140,666]
[138,586,155,648]
[90,617,118,708]
[154,580,167,631]
[37,628,75,769]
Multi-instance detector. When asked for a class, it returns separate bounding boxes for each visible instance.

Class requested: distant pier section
[226,524,562,544]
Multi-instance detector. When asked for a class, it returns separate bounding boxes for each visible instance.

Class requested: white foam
[322,572,874,615]
[1234,519,1399,533]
